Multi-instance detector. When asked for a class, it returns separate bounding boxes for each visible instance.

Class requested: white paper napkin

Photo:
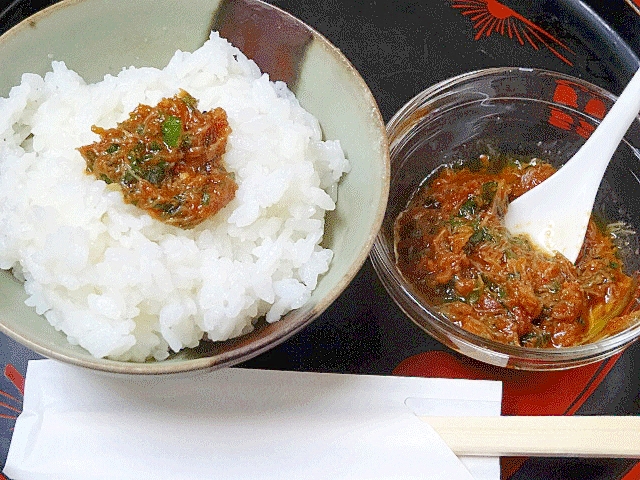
[4,359,502,480]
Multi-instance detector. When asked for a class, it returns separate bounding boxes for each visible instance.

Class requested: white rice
[0,32,349,362]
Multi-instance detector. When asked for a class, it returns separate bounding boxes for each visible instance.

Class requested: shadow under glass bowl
[370,67,640,370]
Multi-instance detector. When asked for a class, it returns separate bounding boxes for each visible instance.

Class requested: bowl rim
[371,66,640,369]
[0,0,390,375]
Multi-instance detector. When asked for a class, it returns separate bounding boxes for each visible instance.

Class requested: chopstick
[421,416,640,458]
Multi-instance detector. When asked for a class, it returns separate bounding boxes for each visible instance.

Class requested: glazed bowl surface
[0,0,389,374]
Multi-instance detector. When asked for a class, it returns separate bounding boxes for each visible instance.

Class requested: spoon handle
[561,67,640,185]
[504,67,640,263]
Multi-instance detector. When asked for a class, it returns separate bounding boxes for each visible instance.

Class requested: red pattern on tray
[624,461,640,480]
[0,365,23,423]
[451,0,575,65]
[548,79,607,138]
[0,364,24,479]
[393,350,625,478]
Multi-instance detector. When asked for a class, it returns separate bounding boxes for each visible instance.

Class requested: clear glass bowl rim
[371,66,640,369]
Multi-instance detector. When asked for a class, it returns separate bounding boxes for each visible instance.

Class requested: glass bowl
[370,67,640,370]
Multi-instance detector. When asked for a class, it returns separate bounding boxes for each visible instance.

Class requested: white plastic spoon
[504,68,640,264]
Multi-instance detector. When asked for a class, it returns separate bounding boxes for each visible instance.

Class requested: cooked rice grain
[0,33,349,361]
